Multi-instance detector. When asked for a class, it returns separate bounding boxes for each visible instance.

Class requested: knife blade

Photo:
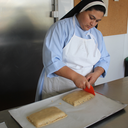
[83,85,95,96]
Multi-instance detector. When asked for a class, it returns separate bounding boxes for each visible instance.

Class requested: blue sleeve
[93,29,110,77]
[43,19,74,78]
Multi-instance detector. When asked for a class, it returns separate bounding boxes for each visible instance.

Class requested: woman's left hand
[86,72,99,85]
[86,67,105,85]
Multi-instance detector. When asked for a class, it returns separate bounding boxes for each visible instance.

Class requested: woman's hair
[85,5,106,15]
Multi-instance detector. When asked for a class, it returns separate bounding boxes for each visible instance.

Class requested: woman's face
[77,9,104,31]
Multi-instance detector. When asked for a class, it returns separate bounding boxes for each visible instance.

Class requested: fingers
[81,80,90,89]
[86,81,90,89]
[86,75,91,82]
[74,74,91,89]
[83,81,86,89]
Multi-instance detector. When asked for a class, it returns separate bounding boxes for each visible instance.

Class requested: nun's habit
[35,0,110,101]
[61,0,106,19]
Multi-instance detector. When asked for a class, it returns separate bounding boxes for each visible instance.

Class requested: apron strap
[87,32,97,44]
[73,15,75,28]
[73,16,76,36]
[86,32,98,57]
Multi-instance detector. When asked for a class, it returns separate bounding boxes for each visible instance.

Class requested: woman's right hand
[72,74,90,89]
[55,66,90,89]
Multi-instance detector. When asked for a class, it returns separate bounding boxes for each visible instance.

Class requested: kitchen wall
[95,20,128,85]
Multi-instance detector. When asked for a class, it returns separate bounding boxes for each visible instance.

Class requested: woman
[35,0,110,101]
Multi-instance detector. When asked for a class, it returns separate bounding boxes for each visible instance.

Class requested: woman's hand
[75,76,90,89]
[54,66,90,89]
[86,72,99,85]
[72,74,90,89]
[86,67,104,85]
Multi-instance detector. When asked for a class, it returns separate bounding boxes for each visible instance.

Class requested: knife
[83,85,95,96]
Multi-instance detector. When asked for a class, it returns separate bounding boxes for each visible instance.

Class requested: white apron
[42,16,101,99]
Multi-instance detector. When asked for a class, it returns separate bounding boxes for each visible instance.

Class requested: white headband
[80,1,106,13]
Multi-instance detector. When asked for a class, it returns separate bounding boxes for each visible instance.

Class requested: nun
[35,0,110,101]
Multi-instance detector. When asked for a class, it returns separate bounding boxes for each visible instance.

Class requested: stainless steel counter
[0,77,128,128]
